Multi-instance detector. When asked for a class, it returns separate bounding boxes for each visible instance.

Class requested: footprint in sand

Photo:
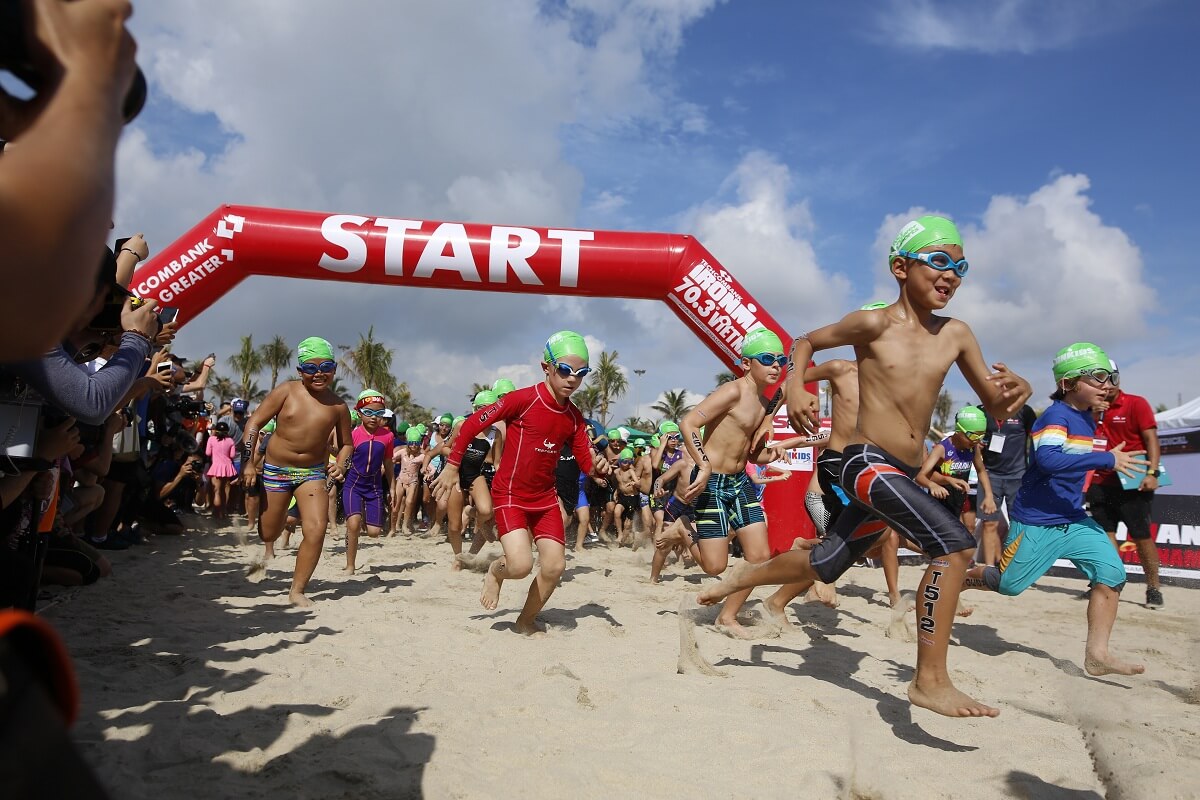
[676,595,728,677]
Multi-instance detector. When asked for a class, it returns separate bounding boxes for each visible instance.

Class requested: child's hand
[682,462,710,503]
[986,363,1033,416]
[981,496,997,515]
[1110,442,1149,478]
[928,484,949,500]
[784,384,820,436]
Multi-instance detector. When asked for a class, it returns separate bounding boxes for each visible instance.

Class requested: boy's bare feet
[246,559,267,583]
[697,561,753,606]
[956,597,974,617]
[760,597,791,631]
[289,591,314,608]
[1084,651,1145,676]
[514,617,547,637]
[480,560,504,610]
[908,678,999,718]
[806,581,838,608]
[713,620,754,640]
[342,565,356,575]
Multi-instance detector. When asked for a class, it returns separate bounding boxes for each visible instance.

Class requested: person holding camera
[0,0,140,360]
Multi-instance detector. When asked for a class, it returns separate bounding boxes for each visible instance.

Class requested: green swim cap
[1052,342,1110,382]
[633,438,646,449]
[741,327,784,358]
[416,423,427,434]
[650,434,661,447]
[618,448,634,461]
[453,415,467,426]
[350,409,361,425]
[473,389,498,408]
[438,413,453,425]
[544,330,589,364]
[861,301,888,310]
[405,427,423,444]
[955,406,987,435]
[262,420,276,434]
[888,215,963,268]
[659,421,680,434]
[492,378,516,395]
[606,429,622,441]
[297,336,334,363]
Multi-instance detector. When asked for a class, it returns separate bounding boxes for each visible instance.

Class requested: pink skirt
[207,463,238,479]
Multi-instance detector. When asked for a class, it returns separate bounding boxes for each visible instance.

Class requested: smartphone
[115,236,131,252]
[158,307,179,325]
[156,361,173,374]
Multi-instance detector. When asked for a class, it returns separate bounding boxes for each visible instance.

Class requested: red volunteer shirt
[448,383,594,509]
[1093,390,1156,486]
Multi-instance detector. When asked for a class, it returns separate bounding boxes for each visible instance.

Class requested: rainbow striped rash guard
[1011,400,1116,526]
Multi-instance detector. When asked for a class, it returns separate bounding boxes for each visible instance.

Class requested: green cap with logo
[954,406,987,435]
[473,390,498,409]
[1052,342,1110,382]
[741,327,784,358]
[888,215,963,268]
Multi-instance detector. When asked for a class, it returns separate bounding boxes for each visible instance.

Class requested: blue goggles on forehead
[553,361,591,378]
[298,360,337,375]
[745,353,790,368]
[897,249,969,278]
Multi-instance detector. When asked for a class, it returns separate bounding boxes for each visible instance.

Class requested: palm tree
[651,389,693,423]
[259,334,291,390]
[715,370,737,385]
[386,381,427,426]
[228,335,263,398]
[467,382,491,404]
[209,372,236,406]
[328,376,354,404]
[593,350,628,427]
[573,385,601,418]
[622,416,653,432]
[342,327,397,392]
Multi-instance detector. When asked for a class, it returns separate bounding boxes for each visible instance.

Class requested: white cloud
[681,150,852,334]
[870,0,1155,54]
[120,1,723,414]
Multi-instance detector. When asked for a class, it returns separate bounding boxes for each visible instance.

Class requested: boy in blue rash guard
[964,343,1147,676]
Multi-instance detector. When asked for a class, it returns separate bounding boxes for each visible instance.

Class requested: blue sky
[112,0,1199,420]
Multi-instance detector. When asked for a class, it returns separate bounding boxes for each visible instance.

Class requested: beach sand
[42,519,1200,799]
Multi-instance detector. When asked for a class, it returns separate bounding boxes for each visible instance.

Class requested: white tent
[1156,395,1200,430]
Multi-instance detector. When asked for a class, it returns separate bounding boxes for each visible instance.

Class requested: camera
[0,0,147,123]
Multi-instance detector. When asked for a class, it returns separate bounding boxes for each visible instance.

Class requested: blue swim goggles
[746,353,790,368]
[359,407,387,418]
[553,362,592,378]
[298,360,337,375]
[896,249,969,278]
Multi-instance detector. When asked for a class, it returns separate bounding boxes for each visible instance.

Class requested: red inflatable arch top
[130,205,813,545]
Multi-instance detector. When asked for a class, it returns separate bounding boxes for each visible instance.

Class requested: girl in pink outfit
[207,421,238,520]
[393,430,426,536]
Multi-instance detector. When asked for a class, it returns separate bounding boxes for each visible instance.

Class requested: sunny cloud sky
[111,0,1199,421]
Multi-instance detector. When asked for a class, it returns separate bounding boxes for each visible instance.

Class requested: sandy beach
[42,518,1200,799]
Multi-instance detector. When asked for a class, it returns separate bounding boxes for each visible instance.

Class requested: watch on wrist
[1151,468,1161,477]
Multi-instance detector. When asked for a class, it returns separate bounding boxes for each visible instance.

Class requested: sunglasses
[359,407,387,418]
[552,361,592,378]
[298,360,337,375]
[1076,368,1120,387]
[897,249,969,278]
[746,353,790,368]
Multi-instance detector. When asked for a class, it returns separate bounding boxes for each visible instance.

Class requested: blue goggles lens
[554,362,591,378]
[359,407,387,417]
[298,360,337,375]
[897,249,969,278]
[747,353,790,368]
[618,458,633,465]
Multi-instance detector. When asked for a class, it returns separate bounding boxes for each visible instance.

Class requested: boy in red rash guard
[432,331,610,636]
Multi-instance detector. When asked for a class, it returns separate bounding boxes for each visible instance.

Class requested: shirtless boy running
[242,337,353,607]
[673,327,792,639]
[697,216,1032,717]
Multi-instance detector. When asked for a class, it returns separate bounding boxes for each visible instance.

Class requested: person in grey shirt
[975,403,1036,565]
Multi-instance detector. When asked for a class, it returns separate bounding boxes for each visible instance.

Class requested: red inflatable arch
[129,205,813,546]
